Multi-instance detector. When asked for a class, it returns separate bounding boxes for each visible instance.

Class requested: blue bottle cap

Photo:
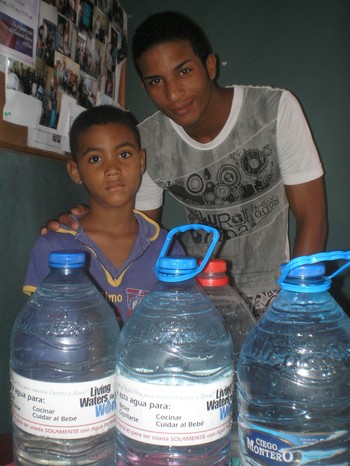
[278,251,350,292]
[49,250,86,268]
[158,257,197,278]
[280,262,326,278]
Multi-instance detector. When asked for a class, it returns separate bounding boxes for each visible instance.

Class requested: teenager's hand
[40,204,90,235]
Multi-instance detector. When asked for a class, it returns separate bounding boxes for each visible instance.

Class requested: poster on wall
[0,0,39,67]
[1,0,127,154]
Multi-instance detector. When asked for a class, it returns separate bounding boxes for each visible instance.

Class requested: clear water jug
[116,225,234,465]
[237,251,350,465]
[10,250,120,465]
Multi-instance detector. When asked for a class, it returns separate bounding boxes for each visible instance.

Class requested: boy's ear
[206,53,217,81]
[66,159,83,184]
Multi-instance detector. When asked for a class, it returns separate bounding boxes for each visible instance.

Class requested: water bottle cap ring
[197,275,229,287]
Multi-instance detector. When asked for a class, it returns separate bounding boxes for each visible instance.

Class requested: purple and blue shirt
[23,211,184,324]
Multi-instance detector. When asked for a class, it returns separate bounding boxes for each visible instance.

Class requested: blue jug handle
[154,224,220,281]
[277,250,350,287]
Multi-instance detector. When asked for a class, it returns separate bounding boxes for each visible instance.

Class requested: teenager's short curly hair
[69,105,141,159]
[132,11,212,78]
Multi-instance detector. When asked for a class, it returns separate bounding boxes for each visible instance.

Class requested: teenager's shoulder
[138,111,174,135]
[138,110,164,127]
[237,83,286,93]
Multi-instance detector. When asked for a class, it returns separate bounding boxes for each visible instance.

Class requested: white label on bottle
[116,374,234,446]
[10,371,116,439]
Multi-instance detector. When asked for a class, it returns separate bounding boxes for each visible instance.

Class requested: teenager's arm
[285,177,328,257]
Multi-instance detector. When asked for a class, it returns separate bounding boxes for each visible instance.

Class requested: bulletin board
[0,66,126,161]
[0,0,127,161]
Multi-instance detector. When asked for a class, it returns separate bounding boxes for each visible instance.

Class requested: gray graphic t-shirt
[139,86,294,294]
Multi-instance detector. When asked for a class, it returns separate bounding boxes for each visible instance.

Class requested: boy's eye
[88,155,101,164]
[147,77,161,87]
[179,68,191,76]
[119,151,131,159]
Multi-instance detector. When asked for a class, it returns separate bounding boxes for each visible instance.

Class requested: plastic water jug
[10,250,120,465]
[237,251,350,465]
[116,225,234,465]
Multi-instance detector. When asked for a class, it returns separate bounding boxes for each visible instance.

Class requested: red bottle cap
[196,259,229,287]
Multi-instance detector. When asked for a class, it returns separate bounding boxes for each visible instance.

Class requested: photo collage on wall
[2,0,127,147]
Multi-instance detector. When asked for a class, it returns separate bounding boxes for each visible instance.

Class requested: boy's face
[67,123,145,210]
[137,40,217,133]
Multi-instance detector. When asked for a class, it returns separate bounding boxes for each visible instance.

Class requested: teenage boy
[24,105,184,324]
[44,11,327,318]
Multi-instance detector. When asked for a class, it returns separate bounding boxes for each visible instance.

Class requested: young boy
[23,105,184,324]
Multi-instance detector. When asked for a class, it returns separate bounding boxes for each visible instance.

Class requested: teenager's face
[68,123,145,209]
[137,40,217,131]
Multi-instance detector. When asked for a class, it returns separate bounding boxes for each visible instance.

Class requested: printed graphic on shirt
[167,145,274,207]
[186,192,281,240]
[126,288,148,319]
[101,288,148,322]
[164,144,285,245]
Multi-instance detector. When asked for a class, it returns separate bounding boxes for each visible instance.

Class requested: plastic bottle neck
[49,265,85,276]
[279,263,330,293]
[197,273,229,287]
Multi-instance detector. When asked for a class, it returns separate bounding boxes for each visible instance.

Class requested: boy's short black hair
[132,11,212,78]
[69,105,141,160]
